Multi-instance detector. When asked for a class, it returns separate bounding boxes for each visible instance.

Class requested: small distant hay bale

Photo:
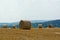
[11,24,16,29]
[2,24,7,28]
[48,24,54,28]
[19,20,31,30]
[38,24,42,28]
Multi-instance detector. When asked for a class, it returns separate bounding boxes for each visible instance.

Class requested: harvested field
[0,28,60,40]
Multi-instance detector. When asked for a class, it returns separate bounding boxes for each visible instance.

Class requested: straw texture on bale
[19,20,31,30]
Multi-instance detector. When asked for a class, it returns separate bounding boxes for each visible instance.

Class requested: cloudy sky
[0,0,60,22]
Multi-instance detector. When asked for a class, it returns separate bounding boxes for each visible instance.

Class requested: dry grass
[0,28,60,40]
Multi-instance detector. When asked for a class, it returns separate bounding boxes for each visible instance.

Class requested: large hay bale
[19,20,31,30]
[38,24,42,28]
[2,24,7,28]
[48,24,54,28]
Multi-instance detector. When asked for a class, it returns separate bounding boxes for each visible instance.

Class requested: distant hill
[0,20,60,28]
[42,20,60,28]
[31,20,60,28]
[30,20,48,28]
[30,20,48,23]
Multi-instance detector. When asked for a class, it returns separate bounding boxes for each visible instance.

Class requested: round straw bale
[48,24,54,28]
[11,24,16,29]
[38,24,42,28]
[19,20,31,30]
[2,24,7,28]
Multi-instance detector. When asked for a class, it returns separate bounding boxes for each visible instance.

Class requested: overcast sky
[0,0,60,22]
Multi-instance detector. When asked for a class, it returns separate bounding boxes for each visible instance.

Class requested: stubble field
[0,28,60,40]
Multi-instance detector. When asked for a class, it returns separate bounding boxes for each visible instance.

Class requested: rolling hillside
[0,20,60,28]
[31,20,60,28]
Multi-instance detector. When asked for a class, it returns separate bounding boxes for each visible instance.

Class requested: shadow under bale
[19,20,31,30]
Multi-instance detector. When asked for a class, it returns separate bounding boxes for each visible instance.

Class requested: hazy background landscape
[0,19,60,28]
